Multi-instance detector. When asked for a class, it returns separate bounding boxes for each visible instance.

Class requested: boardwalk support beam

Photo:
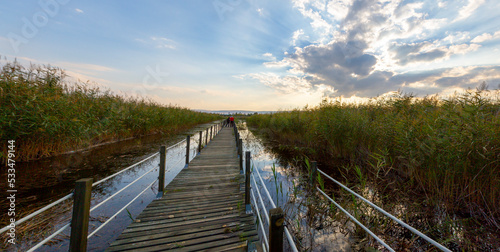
[69,178,93,252]
[269,207,284,252]
[158,146,166,197]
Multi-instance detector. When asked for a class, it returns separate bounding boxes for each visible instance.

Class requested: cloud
[389,42,481,66]
[471,31,500,43]
[248,0,498,98]
[256,8,264,16]
[75,8,84,13]
[456,0,485,21]
[136,37,176,49]
[291,29,309,46]
[58,62,117,73]
[53,61,118,85]
[262,52,276,61]
[326,0,352,21]
[239,72,337,98]
[245,72,314,94]
[442,32,471,44]
[292,0,334,42]
[150,37,176,49]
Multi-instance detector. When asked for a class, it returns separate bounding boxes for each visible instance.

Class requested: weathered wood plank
[117,215,254,239]
[107,225,256,250]
[106,127,258,251]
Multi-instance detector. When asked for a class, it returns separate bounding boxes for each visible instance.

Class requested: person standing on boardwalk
[225,117,230,127]
[230,116,234,127]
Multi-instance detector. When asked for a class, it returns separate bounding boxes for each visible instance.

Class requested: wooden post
[269,208,284,251]
[205,128,209,146]
[185,135,190,166]
[239,139,243,170]
[233,124,236,139]
[210,125,213,140]
[69,178,93,252]
[198,131,202,154]
[310,161,318,188]
[158,146,166,197]
[245,151,251,206]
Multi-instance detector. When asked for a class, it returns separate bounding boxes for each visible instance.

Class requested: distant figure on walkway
[230,116,234,127]
[225,117,230,127]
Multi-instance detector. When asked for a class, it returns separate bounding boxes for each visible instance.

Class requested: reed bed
[247,90,500,230]
[0,60,221,163]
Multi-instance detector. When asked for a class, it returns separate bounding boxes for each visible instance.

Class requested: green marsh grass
[0,60,221,163]
[247,90,500,231]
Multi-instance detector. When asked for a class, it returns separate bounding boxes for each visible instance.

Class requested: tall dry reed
[0,60,221,163]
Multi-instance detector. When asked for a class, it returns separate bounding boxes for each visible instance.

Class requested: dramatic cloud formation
[245,0,500,98]
[2,1,498,110]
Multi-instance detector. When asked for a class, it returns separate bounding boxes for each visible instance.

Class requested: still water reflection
[239,122,351,251]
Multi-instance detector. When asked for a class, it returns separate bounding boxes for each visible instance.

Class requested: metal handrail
[166,138,186,151]
[0,193,73,234]
[250,159,299,252]
[317,169,451,252]
[250,186,269,252]
[88,126,213,239]
[1,150,159,236]
[22,125,215,251]
[252,161,277,209]
[251,174,270,225]
[87,179,157,239]
[89,166,156,213]
[316,188,395,251]
[92,152,159,187]
[26,223,71,252]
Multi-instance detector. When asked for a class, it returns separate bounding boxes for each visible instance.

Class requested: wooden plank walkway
[106,127,258,251]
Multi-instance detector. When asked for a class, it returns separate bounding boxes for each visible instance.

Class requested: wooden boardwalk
[106,127,258,251]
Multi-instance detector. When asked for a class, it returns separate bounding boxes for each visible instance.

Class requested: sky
[1,0,500,111]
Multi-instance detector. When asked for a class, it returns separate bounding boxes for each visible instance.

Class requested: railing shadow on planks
[233,123,452,252]
[0,122,224,251]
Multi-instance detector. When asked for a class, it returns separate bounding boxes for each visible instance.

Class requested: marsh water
[242,121,500,251]
[2,121,493,251]
[1,121,352,251]
[0,123,215,251]
[239,122,353,251]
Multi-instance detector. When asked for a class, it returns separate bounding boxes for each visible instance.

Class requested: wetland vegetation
[247,90,500,250]
[0,60,221,163]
